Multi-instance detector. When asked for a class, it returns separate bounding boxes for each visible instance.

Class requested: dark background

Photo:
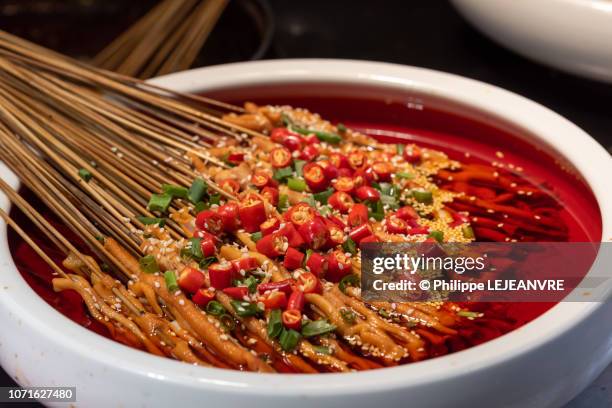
[0,1,610,407]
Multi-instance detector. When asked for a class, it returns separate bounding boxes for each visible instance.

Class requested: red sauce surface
[8,92,602,364]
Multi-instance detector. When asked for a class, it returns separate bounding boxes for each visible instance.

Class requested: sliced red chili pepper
[403,144,422,163]
[261,186,279,206]
[328,191,354,213]
[326,250,352,282]
[326,223,346,247]
[348,151,367,170]
[283,247,305,270]
[327,214,346,229]
[284,202,316,227]
[359,167,377,184]
[332,176,355,193]
[192,288,215,307]
[239,195,267,233]
[303,163,328,192]
[231,257,259,274]
[349,224,373,244]
[227,152,245,165]
[303,134,319,145]
[297,272,322,294]
[396,206,419,222]
[258,291,287,310]
[282,134,303,152]
[329,153,350,169]
[282,309,302,330]
[217,202,240,232]
[178,267,205,293]
[298,218,330,250]
[277,222,306,248]
[223,286,249,299]
[386,214,408,234]
[208,262,235,290]
[359,235,380,246]
[299,144,319,161]
[255,232,288,258]
[355,186,380,202]
[251,171,272,188]
[306,252,328,277]
[406,226,430,235]
[270,147,293,168]
[348,203,369,227]
[195,210,223,234]
[372,162,394,182]
[199,235,217,257]
[287,290,305,311]
[337,168,353,178]
[257,279,293,295]
[220,179,240,194]
[260,217,281,236]
[270,127,298,144]
[317,159,339,180]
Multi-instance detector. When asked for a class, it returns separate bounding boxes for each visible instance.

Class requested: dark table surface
[1,1,610,407]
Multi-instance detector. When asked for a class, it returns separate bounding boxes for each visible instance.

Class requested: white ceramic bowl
[1,60,611,408]
[452,0,612,83]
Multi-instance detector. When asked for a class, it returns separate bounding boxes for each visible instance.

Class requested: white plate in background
[452,0,612,83]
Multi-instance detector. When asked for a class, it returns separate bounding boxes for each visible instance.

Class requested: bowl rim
[1,59,611,395]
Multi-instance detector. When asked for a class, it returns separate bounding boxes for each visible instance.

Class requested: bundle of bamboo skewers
[93,0,229,78]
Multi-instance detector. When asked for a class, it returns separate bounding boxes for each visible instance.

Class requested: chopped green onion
[147,193,173,212]
[380,194,399,210]
[396,144,405,155]
[337,123,347,133]
[340,309,356,324]
[219,314,236,332]
[428,230,444,243]
[301,319,336,338]
[189,237,203,260]
[304,249,313,267]
[279,328,301,351]
[342,237,357,256]
[287,177,307,192]
[396,172,414,179]
[313,188,334,204]
[313,345,332,355]
[294,127,342,144]
[367,200,385,221]
[378,308,390,318]
[273,166,293,181]
[78,168,92,182]
[206,300,226,316]
[199,256,217,269]
[188,178,207,204]
[243,276,259,294]
[230,300,262,317]
[194,201,208,213]
[164,271,179,292]
[136,216,166,226]
[139,255,159,274]
[162,184,188,199]
[301,195,317,207]
[251,231,263,242]
[457,310,481,318]
[281,113,293,127]
[209,194,221,206]
[293,160,306,177]
[462,225,475,239]
[412,190,433,204]
[100,263,110,272]
[277,194,290,212]
[339,274,359,293]
[267,309,283,339]
[318,205,332,217]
